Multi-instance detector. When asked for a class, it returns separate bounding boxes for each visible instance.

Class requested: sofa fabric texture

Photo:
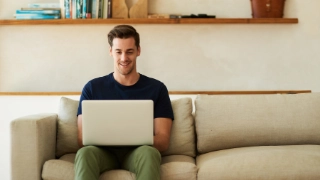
[42,154,197,180]
[195,93,320,154]
[11,93,320,180]
[11,113,57,180]
[56,97,81,157]
[196,145,320,180]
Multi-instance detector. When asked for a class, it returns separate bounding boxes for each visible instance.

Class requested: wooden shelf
[0,90,311,96]
[0,18,298,25]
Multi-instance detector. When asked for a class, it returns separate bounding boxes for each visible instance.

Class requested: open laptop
[82,100,154,146]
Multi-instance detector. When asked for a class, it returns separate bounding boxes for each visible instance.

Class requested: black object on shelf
[181,14,216,18]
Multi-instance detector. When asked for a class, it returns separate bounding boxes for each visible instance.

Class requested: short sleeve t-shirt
[77,73,174,120]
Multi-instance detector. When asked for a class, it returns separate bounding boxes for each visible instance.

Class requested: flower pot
[250,0,286,18]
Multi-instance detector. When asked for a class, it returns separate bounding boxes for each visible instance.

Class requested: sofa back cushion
[195,93,320,154]
[56,97,80,157]
[161,97,196,157]
[56,97,195,158]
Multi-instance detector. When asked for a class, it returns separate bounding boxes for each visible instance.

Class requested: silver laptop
[82,100,154,146]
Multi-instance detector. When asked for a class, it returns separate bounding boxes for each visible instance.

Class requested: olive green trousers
[74,145,161,180]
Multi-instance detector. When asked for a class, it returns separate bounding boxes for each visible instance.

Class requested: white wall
[1,0,320,92]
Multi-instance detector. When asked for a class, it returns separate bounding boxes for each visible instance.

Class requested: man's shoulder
[140,74,164,86]
[87,73,113,85]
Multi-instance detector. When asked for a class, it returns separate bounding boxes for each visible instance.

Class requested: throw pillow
[56,97,80,157]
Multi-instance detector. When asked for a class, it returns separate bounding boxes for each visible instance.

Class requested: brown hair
[108,25,140,48]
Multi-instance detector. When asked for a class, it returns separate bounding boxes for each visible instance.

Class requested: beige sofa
[11,93,320,180]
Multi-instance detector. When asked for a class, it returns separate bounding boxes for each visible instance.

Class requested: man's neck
[113,72,140,86]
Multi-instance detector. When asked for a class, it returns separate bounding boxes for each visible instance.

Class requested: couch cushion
[56,97,195,157]
[196,145,320,180]
[195,93,320,154]
[161,98,196,157]
[161,155,197,180]
[42,154,196,180]
[56,97,80,157]
[42,154,75,180]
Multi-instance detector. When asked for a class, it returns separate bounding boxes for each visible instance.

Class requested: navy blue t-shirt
[77,73,174,120]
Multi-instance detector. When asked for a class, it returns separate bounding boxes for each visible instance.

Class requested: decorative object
[112,0,129,19]
[112,0,148,19]
[129,0,148,18]
[250,0,286,18]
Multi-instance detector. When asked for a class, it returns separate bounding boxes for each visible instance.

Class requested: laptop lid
[82,100,154,146]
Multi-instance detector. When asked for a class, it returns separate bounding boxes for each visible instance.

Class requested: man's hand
[77,115,84,148]
[153,118,172,152]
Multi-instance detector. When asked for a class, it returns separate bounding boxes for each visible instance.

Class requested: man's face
[110,37,140,76]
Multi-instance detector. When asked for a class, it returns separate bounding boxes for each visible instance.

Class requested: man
[75,25,174,180]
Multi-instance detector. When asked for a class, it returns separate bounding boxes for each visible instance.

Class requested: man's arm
[77,115,84,147]
[153,117,172,152]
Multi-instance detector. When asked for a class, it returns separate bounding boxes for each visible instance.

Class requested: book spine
[82,0,87,19]
[21,8,61,10]
[76,0,82,18]
[103,0,108,19]
[16,10,61,14]
[98,0,103,18]
[60,0,65,19]
[28,3,60,8]
[15,14,61,20]
[70,0,72,18]
[107,0,111,18]
[86,0,92,19]
[72,0,77,19]
[91,0,98,19]
[65,0,71,18]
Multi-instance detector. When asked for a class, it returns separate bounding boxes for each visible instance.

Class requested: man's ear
[137,46,141,56]
[109,46,112,56]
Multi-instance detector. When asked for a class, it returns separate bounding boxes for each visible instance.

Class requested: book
[28,3,60,8]
[76,0,83,18]
[91,0,99,19]
[21,8,61,10]
[65,0,71,18]
[102,0,108,18]
[86,0,92,18]
[107,0,111,18]
[16,10,61,15]
[72,0,77,19]
[14,14,61,20]
[82,0,87,18]
[60,0,65,19]
[98,0,104,18]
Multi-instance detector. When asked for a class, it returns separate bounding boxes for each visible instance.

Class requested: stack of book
[62,0,111,19]
[14,3,61,20]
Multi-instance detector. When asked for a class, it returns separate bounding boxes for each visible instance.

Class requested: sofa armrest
[11,113,58,180]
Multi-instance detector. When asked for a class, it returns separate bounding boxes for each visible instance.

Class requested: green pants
[74,145,161,180]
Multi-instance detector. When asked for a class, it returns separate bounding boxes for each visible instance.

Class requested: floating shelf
[0,18,298,25]
[0,90,311,96]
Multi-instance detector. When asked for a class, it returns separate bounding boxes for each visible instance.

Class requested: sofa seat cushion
[161,155,197,180]
[196,145,320,180]
[42,154,197,180]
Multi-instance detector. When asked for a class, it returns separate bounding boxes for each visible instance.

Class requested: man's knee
[135,145,161,161]
[75,146,101,161]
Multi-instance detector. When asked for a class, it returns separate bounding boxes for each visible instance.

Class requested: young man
[74,25,174,180]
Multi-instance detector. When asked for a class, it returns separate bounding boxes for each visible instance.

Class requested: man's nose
[121,53,127,60]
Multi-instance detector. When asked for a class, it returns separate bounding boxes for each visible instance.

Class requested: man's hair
[108,25,140,48]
